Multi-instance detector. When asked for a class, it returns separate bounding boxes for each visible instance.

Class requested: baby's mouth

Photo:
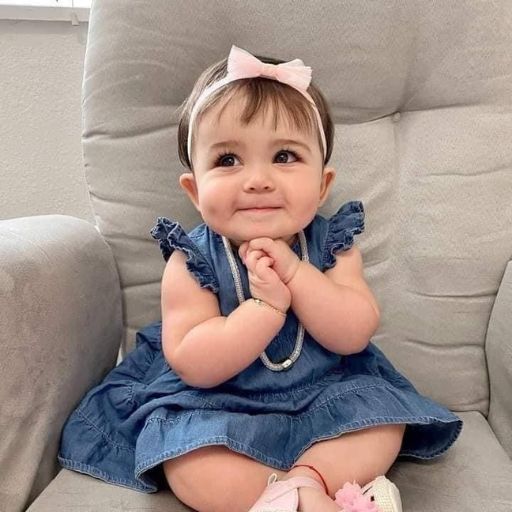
[239,206,281,213]
[242,207,278,211]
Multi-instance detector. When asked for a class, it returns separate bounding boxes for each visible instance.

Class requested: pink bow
[187,45,327,163]
[227,45,312,92]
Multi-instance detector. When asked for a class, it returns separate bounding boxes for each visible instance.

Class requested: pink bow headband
[186,45,327,165]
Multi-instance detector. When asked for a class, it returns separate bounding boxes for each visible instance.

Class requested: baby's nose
[243,168,276,192]
[247,182,273,191]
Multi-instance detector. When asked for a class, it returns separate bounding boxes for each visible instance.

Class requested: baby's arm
[287,245,380,355]
[160,250,285,389]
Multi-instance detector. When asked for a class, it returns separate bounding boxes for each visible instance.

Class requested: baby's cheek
[200,200,220,217]
[199,202,228,230]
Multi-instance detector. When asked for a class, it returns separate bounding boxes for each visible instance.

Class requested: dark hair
[176,53,334,172]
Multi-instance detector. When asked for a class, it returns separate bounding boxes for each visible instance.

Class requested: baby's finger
[238,242,249,263]
[245,249,266,270]
[254,256,275,280]
[249,237,274,254]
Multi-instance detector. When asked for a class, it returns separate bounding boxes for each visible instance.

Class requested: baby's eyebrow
[207,139,245,152]
[207,138,311,154]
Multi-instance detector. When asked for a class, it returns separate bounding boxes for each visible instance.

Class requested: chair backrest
[82,0,512,413]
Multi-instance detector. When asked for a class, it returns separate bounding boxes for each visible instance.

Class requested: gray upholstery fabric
[487,261,512,459]
[0,216,122,511]
[3,0,512,511]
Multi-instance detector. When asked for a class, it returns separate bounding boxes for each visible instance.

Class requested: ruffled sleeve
[323,201,365,270]
[150,217,219,293]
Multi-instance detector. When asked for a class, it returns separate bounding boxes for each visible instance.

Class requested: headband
[186,45,327,165]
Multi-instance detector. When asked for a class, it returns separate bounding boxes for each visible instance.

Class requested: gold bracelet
[251,298,287,318]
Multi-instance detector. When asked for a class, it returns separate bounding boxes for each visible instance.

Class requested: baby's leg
[286,423,406,512]
[162,445,286,512]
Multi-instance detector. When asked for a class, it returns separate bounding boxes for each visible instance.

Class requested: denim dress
[58,200,463,493]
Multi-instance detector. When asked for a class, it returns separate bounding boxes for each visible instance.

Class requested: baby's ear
[179,172,200,211]
[319,167,336,206]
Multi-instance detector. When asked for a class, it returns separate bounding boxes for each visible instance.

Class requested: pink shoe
[334,476,402,512]
[248,472,325,512]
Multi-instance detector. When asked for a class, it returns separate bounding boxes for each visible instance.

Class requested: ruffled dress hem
[59,372,463,493]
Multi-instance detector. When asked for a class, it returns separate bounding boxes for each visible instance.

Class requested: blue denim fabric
[58,200,463,493]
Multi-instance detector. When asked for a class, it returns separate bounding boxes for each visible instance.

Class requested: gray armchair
[2,1,512,510]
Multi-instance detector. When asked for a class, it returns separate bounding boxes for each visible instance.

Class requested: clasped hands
[238,237,301,315]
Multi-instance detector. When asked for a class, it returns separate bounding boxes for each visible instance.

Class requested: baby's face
[180,94,335,247]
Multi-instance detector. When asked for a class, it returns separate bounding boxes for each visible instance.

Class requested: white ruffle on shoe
[361,476,402,512]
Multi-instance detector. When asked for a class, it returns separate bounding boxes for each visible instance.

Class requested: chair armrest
[0,215,123,512]
[487,259,512,459]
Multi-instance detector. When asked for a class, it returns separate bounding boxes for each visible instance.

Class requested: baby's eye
[215,153,240,167]
[275,150,298,164]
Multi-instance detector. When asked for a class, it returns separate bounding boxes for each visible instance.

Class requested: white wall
[0,18,94,223]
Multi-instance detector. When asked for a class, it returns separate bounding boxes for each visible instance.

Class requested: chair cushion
[389,411,512,510]
[0,215,122,512]
[28,412,512,511]
[82,0,512,417]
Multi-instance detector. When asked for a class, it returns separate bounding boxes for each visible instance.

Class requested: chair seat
[388,411,512,510]
[27,412,512,511]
